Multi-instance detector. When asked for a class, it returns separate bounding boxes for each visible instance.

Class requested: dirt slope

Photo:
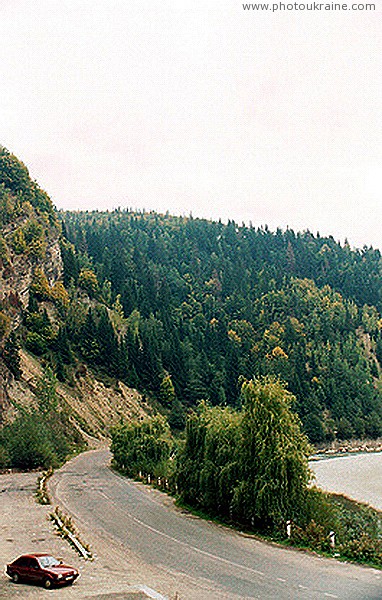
[2,349,150,439]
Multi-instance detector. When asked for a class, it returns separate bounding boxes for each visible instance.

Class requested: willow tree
[176,402,241,515]
[111,414,173,479]
[232,376,312,529]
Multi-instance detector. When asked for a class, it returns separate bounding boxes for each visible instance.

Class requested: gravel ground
[0,470,168,600]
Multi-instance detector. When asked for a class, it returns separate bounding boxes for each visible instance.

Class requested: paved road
[311,452,382,510]
[51,450,382,600]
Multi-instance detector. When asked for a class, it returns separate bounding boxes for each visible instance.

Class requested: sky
[0,0,381,249]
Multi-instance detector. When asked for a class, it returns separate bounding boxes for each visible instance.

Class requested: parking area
[0,470,167,599]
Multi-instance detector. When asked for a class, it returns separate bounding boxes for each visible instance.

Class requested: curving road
[51,450,382,600]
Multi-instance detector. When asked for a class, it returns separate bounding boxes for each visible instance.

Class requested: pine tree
[2,332,21,379]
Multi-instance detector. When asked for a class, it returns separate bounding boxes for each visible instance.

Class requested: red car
[6,553,79,588]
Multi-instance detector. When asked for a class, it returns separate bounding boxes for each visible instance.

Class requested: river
[310,452,382,511]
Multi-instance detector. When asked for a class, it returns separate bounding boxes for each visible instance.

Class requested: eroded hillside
[0,147,149,466]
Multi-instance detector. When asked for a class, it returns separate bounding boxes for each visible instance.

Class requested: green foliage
[0,311,10,341]
[0,410,56,469]
[168,397,186,430]
[35,367,58,414]
[177,378,311,530]
[159,372,176,407]
[338,534,382,565]
[1,332,21,378]
[60,239,80,286]
[303,413,326,443]
[109,383,382,568]
[23,218,44,244]
[0,147,33,200]
[0,184,16,227]
[25,331,48,355]
[0,367,85,469]
[0,408,84,470]
[111,415,173,479]
[61,210,382,442]
[291,519,333,552]
[78,268,99,297]
[30,267,51,300]
[0,235,9,264]
[75,306,128,379]
[0,444,10,468]
[233,378,311,527]
[177,402,241,517]
[0,146,56,220]
[24,304,56,357]
[10,227,27,254]
[50,281,70,309]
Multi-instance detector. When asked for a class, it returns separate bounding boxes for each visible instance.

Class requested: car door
[13,556,30,580]
[26,557,42,582]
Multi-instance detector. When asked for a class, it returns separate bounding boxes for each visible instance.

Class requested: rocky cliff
[0,146,148,441]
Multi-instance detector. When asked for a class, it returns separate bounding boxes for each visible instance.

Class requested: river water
[310,452,382,511]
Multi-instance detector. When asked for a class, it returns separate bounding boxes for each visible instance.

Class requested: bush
[0,406,85,471]
[0,311,10,340]
[339,534,382,566]
[10,228,26,254]
[78,269,99,297]
[291,520,332,552]
[0,411,56,469]
[111,415,173,479]
[2,332,21,378]
[30,267,51,300]
[0,444,10,469]
[25,331,47,355]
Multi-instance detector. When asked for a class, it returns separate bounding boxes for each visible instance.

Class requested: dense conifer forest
[60,209,382,442]
[1,144,382,454]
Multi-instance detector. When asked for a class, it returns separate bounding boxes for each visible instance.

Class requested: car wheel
[43,578,53,589]
[11,573,20,584]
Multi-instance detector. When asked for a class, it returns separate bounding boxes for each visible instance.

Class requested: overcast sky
[0,1,381,249]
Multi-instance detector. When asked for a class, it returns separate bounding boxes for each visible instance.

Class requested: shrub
[0,311,10,340]
[78,269,99,297]
[0,411,56,469]
[25,331,47,355]
[111,415,173,479]
[291,520,332,552]
[0,445,10,469]
[339,534,382,566]
[10,228,26,254]
[30,267,51,300]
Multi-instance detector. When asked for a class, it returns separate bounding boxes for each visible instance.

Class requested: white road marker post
[329,531,335,549]
[286,520,292,539]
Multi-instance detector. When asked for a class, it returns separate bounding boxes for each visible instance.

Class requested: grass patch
[36,468,53,504]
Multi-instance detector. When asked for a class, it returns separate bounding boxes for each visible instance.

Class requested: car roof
[19,553,53,558]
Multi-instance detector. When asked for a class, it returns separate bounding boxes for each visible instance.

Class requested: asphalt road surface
[51,450,382,600]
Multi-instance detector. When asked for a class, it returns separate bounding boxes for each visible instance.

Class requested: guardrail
[50,507,92,560]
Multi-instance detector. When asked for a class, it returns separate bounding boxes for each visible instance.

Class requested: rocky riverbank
[312,437,382,458]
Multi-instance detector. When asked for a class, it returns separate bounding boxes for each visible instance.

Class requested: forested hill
[61,210,382,442]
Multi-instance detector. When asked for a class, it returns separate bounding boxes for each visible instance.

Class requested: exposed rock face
[0,219,63,420]
[0,236,63,323]
[44,239,63,285]
[0,361,12,424]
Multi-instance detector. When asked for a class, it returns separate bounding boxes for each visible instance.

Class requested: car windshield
[38,556,61,568]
